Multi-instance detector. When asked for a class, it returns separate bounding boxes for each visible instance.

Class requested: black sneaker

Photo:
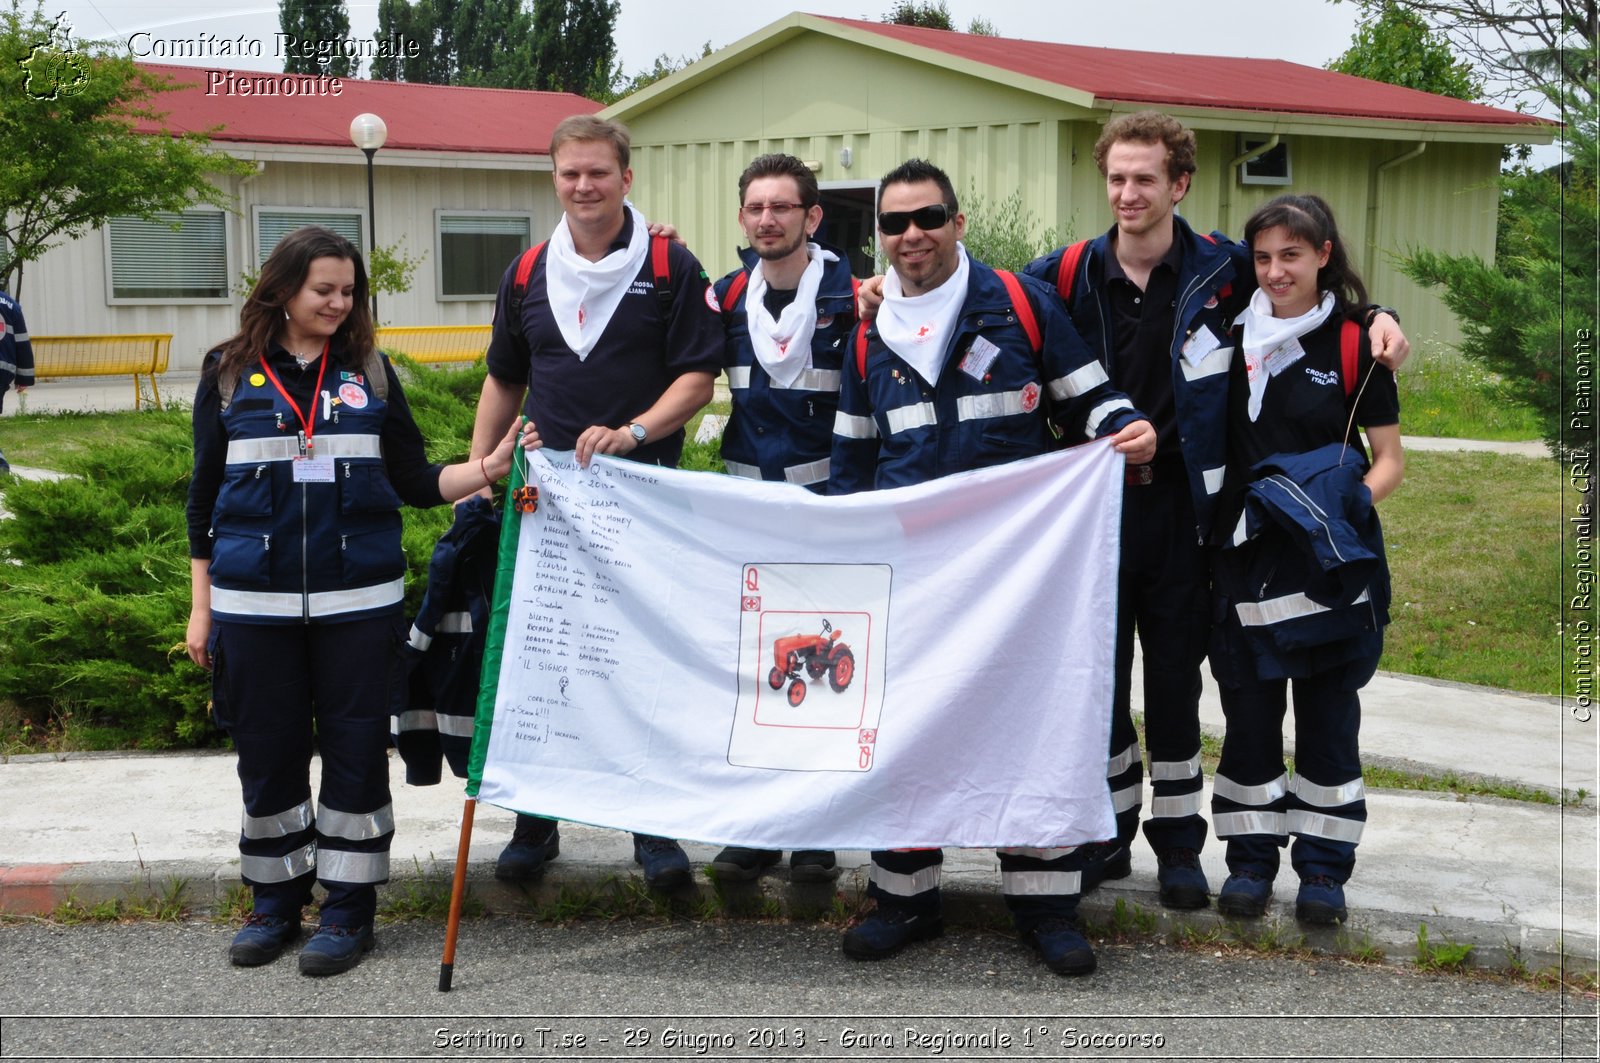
[297,923,375,977]
[1295,874,1348,924]
[633,834,691,891]
[495,815,560,882]
[228,912,300,967]
[789,850,840,883]
[708,847,780,881]
[841,906,944,960]
[1155,847,1211,909]
[1027,918,1097,976]
[1078,840,1132,893]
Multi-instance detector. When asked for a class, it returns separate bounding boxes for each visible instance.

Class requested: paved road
[0,920,1593,1060]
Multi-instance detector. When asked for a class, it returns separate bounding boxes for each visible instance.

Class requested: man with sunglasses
[704,153,856,883]
[830,158,1156,977]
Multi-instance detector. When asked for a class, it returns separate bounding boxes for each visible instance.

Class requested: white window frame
[1238,136,1293,186]
[434,209,535,301]
[252,206,367,266]
[104,208,232,305]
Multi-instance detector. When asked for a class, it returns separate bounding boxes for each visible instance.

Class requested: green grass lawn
[1396,344,1543,441]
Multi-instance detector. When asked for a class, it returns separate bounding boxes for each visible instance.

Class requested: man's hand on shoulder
[857,275,885,322]
[646,221,685,246]
[1369,313,1410,370]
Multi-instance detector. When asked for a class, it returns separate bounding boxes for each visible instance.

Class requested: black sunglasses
[877,203,954,236]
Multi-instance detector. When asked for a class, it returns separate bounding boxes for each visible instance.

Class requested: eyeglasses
[877,203,954,236]
[740,201,805,220]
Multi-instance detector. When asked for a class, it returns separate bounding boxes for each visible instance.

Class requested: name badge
[292,455,335,483]
[1180,327,1222,367]
[959,336,1002,381]
[1264,337,1306,376]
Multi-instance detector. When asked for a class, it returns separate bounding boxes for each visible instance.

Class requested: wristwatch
[627,422,648,444]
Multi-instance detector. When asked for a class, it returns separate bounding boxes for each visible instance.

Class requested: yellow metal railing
[31,334,172,410]
[375,325,491,366]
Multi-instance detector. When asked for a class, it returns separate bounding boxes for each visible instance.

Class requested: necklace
[291,351,317,369]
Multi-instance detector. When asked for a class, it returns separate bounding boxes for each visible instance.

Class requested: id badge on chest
[292,455,335,483]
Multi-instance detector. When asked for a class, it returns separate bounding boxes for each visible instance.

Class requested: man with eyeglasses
[830,158,1156,977]
[702,153,857,885]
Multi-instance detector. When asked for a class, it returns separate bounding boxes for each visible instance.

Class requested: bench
[30,334,172,410]
[375,325,491,366]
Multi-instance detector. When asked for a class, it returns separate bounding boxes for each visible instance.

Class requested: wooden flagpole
[437,796,477,991]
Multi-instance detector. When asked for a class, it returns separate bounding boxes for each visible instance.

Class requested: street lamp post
[349,113,388,320]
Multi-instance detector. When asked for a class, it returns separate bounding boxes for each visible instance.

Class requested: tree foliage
[278,0,354,77]
[960,182,1062,273]
[0,2,248,295]
[601,42,711,104]
[1329,2,1482,99]
[884,1,954,30]
[372,0,616,95]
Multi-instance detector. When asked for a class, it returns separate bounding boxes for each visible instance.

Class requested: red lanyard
[258,341,329,456]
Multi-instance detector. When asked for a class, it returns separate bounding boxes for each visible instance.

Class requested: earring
[283,309,290,321]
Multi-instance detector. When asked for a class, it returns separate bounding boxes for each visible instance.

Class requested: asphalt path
[0,919,1593,1061]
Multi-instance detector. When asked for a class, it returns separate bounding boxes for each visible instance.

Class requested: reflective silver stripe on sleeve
[775,368,841,392]
[723,459,762,480]
[1289,775,1367,807]
[998,846,1077,860]
[1084,398,1134,438]
[1203,466,1225,495]
[1179,345,1232,381]
[12,330,26,342]
[317,802,395,841]
[437,713,476,738]
[393,709,437,732]
[1110,781,1142,813]
[240,843,317,883]
[407,624,432,652]
[1150,753,1202,781]
[210,578,406,620]
[884,401,938,435]
[1212,771,1289,807]
[241,799,314,840]
[726,366,751,389]
[868,861,942,897]
[1287,809,1365,844]
[1047,361,1109,400]
[227,434,383,464]
[1107,742,1141,777]
[438,611,472,634]
[315,848,391,884]
[1001,869,1082,896]
[956,389,1028,422]
[1235,588,1370,628]
[783,458,830,486]
[0,359,15,375]
[1211,810,1288,838]
[1150,791,1206,818]
[833,411,878,440]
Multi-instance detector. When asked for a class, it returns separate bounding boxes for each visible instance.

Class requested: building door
[817,184,877,278]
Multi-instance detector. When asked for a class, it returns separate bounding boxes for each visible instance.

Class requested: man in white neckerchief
[830,158,1156,979]
[469,114,722,894]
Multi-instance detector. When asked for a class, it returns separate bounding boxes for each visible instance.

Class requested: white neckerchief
[745,244,835,388]
[877,244,970,387]
[1240,288,1336,421]
[543,203,650,360]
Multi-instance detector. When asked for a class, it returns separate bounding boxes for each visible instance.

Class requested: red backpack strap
[1341,318,1361,398]
[721,268,749,316]
[650,233,673,314]
[511,242,545,310]
[1053,239,1091,304]
[854,320,870,380]
[995,270,1041,352]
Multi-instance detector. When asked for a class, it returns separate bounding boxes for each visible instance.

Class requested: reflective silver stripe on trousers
[869,861,942,897]
[1150,791,1205,818]
[317,802,394,841]
[998,846,1077,860]
[1107,741,1141,777]
[241,799,314,839]
[724,459,762,480]
[393,709,436,732]
[783,457,830,485]
[1287,809,1365,843]
[316,848,390,884]
[955,389,1028,422]
[832,411,878,440]
[1213,772,1289,807]
[726,366,751,389]
[1290,774,1366,807]
[226,434,383,464]
[1179,345,1232,381]
[1084,398,1134,437]
[437,713,475,737]
[884,401,938,435]
[210,577,406,620]
[240,842,316,883]
[1047,362,1109,400]
[1212,810,1288,837]
[1150,753,1201,782]
[1235,588,1370,628]
[1001,869,1082,896]
[1111,781,1142,813]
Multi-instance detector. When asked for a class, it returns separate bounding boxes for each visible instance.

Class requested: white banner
[473,442,1124,850]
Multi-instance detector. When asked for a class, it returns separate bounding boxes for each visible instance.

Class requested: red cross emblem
[1020,381,1041,413]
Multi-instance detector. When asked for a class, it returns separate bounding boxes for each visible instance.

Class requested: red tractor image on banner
[767,618,856,707]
